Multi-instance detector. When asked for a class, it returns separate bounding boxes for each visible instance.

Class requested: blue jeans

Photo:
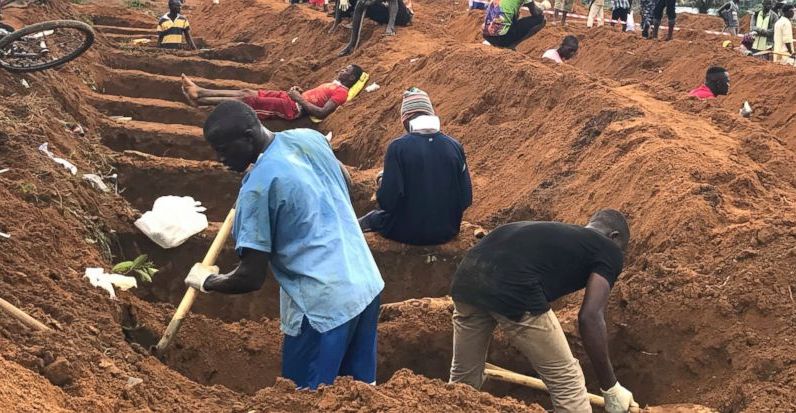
[282,294,381,389]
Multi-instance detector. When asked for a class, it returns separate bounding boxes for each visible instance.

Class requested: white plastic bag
[134,196,208,249]
[626,12,635,32]
[84,268,138,300]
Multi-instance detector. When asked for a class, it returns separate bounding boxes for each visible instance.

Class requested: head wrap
[400,87,435,123]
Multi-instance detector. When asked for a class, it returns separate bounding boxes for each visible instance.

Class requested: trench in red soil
[119,285,691,411]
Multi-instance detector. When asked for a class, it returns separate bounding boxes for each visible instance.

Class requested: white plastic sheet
[134,196,209,249]
[84,268,138,300]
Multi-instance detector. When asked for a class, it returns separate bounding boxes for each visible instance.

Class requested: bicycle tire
[0,19,94,73]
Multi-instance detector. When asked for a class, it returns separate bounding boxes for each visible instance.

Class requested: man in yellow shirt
[773,4,794,64]
[157,0,197,50]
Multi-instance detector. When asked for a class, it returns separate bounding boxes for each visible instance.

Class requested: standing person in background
[717,0,739,36]
[157,0,197,50]
[553,0,574,26]
[773,4,794,64]
[640,0,655,37]
[359,88,472,246]
[587,0,605,28]
[650,0,675,40]
[751,0,778,59]
[482,0,546,49]
[611,0,630,31]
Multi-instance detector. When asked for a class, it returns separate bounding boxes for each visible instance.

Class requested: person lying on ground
[482,0,546,50]
[553,0,574,26]
[185,101,384,390]
[358,88,472,246]
[750,0,779,59]
[542,35,579,64]
[180,64,363,121]
[773,4,794,65]
[650,0,676,40]
[333,0,414,56]
[610,0,630,32]
[449,209,639,413]
[717,0,740,36]
[157,0,197,50]
[688,66,730,100]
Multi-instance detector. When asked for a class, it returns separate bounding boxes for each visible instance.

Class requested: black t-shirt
[450,221,623,320]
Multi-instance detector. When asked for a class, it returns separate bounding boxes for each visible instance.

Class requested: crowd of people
[141,0,792,412]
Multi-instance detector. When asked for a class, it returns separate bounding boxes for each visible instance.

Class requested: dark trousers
[367,0,412,25]
[653,0,676,22]
[483,15,545,49]
[611,8,629,31]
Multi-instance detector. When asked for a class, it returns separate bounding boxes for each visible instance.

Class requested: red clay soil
[0,0,795,412]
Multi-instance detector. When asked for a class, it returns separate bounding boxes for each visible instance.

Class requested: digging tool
[484,362,641,413]
[0,296,51,332]
[153,208,235,356]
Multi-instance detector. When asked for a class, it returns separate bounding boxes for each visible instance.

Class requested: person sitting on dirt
[650,0,676,41]
[180,64,363,121]
[449,210,638,413]
[482,0,546,50]
[750,0,778,59]
[773,4,794,65]
[688,66,730,100]
[157,0,197,50]
[333,0,414,57]
[185,100,384,390]
[717,0,740,36]
[358,88,472,246]
[542,35,578,64]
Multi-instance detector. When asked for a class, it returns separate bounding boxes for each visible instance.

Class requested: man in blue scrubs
[184,100,384,389]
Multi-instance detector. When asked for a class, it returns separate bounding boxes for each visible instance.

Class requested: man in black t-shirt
[449,209,639,413]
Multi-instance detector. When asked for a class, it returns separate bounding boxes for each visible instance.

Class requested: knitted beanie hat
[400,87,435,123]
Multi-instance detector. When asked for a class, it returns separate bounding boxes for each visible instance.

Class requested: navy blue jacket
[376,132,472,245]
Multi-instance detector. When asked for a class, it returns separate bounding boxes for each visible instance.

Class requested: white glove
[602,382,639,413]
[339,0,350,11]
[184,263,218,293]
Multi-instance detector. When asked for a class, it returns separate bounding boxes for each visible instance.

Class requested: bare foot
[384,28,396,36]
[180,73,199,106]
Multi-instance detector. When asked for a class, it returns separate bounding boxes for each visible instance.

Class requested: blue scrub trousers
[282,294,381,389]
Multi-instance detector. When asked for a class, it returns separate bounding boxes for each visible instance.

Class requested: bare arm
[185,30,197,50]
[203,248,270,294]
[338,160,353,191]
[290,90,340,119]
[578,273,617,390]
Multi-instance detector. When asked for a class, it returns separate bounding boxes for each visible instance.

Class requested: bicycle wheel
[0,20,94,73]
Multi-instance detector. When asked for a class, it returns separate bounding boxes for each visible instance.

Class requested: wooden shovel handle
[484,363,640,413]
[153,208,236,356]
[0,296,51,332]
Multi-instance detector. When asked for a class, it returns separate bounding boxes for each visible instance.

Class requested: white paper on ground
[38,143,77,175]
[84,268,138,300]
[134,196,209,249]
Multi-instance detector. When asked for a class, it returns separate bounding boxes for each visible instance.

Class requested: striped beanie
[400,87,435,123]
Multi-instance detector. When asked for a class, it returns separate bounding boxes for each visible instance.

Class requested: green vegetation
[112,254,159,283]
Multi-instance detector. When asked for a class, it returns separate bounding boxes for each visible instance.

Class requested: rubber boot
[651,19,660,39]
[665,20,674,41]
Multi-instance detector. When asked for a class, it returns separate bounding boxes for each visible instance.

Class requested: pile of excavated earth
[0,0,795,411]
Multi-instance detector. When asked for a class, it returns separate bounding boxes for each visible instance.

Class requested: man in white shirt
[773,4,794,64]
[543,35,579,64]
